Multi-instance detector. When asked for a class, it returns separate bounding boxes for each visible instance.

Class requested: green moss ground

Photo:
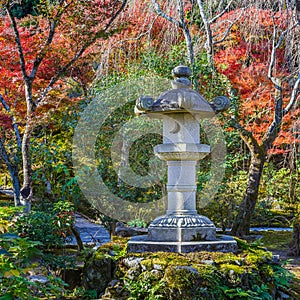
[254,231,300,298]
[257,231,292,251]
[0,194,14,206]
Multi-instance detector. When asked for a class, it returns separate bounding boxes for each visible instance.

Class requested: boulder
[82,253,115,296]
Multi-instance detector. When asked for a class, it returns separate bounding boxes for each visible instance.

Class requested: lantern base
[127,235,237,253]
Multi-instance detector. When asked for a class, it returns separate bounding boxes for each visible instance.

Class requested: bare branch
[35,44,91,106]
[297,0,300,23]
[151,0,194,67]
[276,23,298,48]
[115,16,158,43]
[213,9,244,45]
[262,80,283,148]
[29,1,76,80]
[197,1,244,68]
[263,12,300,150]
[177,0,185,25]
[268,25,277,81]
[30,20,56,80]
[151,0,182,28]
[176,0,195,66]
[262,118,281,150]
[6,4,28,80]
[0,137,10,165]
[36,26,123,106]
[196,0,214,68]
[229,116,261,153]
[0,94,21,148]
[283,73,300,115]
[268,21,298,82]
[35,0,127,106]
[104,0,128,31]
[209,0,233,24]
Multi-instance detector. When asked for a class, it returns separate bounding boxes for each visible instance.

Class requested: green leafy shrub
[42,253,75,273]
[14,211,63,248]
[13,201,75,249]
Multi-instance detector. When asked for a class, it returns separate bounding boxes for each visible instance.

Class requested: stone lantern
[127,66,237,253]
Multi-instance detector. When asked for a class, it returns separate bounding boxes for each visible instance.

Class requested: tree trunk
[176,0,195,67]
[19,81,35,211]
[20,120,33,212]
[196,0,214,70]
[289,217,300,256]
[182,25,195,67]
[71,225,84,252]
[231,155,265,236]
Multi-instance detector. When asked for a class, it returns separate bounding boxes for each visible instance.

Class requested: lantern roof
[135,65,230,118]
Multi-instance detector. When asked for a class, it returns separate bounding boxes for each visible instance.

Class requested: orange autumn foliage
[213,7,300,154]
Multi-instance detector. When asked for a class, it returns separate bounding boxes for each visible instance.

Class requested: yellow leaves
[0,0,9,7]
[217,63,229,71]
[3,263,38,278]
[146,190,153,195]
[0,220,10,234]
[4,269,20,277]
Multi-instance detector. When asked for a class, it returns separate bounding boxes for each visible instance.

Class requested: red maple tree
[212,7,300,235]
[0,0,127,207]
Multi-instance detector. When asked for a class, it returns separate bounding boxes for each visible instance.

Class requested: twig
[151,0,181,28]
[209,0,233,24]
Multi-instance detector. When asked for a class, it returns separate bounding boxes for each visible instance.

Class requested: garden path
[68,213,110,247]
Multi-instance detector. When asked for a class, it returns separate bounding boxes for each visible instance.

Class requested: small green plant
[125,273,166,300]
[0,206,23,233]
[222,287,260,299]
[42,253,75,273]
[53,200,75,240]
[69,287,98,299]
[127,218,147,228]
[0,233,70,299]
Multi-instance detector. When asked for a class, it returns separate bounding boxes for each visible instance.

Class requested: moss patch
[257,231,292,251]
[0,194,14,206]
[98,241,296,299]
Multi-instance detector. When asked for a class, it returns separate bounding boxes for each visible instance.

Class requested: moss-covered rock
[82,253,115,295]
[81,237,130,295]
[83,238,295,299]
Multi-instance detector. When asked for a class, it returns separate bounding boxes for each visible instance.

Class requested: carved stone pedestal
[148,214,216,242]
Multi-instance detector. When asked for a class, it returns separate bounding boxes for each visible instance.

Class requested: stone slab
[127,235,238,253]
